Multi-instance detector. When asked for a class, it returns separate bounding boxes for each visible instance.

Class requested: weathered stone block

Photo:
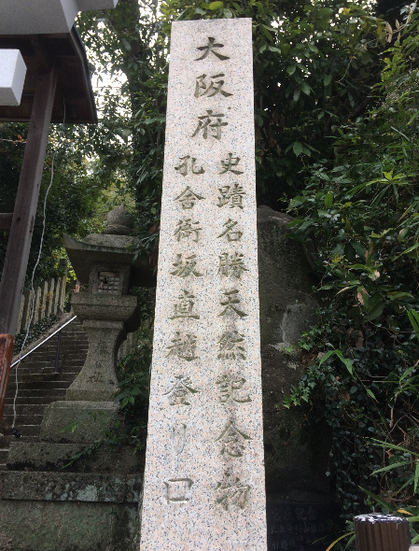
[40,400,118,443]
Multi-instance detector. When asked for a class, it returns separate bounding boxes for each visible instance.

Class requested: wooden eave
[0,27,97,124]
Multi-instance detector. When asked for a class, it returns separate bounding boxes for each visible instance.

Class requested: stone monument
[140,18,267,550]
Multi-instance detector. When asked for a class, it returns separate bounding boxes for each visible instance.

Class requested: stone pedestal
[65,294,139,402]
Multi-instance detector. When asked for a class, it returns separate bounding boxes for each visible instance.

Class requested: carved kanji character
[220,153,244,175]
[218,289,247,318]
[192,110,228,140]
[214,472,251,511]
[216,421,251,457]
[174,218,202,242]
[195,74,233,98]
[195,37,230,61]
[170,290,200,320]
[175,155,205,176]
[217,218,242,242]
[170,254,203,278]
[174,187,204,209]
[165,478,194,503]
[163,374,199,406]
[218,330,246,360]
[166,333,198,362]
[216,374,252,403]
[217,183,246,209]
[218,252,248,279]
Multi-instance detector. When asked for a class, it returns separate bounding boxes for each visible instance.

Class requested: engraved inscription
[214,473,251,511]
[217,183,246,209]
[218,289,247,318]
[170,290,200,320]
[165,478,194,503]
[195,73,233,98]
[218,252,248,279]
[192,110,228,140]
[174,186,204,209]
[170,254,203,278]
[217,219,243,242]
[195,37,230,61]
[166,332,199,361]
[174,218,202,242]
[171,423,187,456]
[218,330,246,360]
[216,421,252,457]
[175,155,205,176]
[216,374,252,403]
[220,153,244,175]
[163,375,199,406]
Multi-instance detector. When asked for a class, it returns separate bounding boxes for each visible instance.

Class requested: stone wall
[258,206,332,500]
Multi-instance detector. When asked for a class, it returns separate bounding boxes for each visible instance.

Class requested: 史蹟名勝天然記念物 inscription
[217,218,243,242]
[217,183,246,209]
[216,421,252,457]
[214,473,251,511]
[216,374,252,403]
[218,252,248,279]
[140,19,267,551]
[220,153,244,175]
[218,289,247,318]
[218,330,246,360]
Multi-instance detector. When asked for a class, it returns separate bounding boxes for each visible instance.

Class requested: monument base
[40,400,118,443]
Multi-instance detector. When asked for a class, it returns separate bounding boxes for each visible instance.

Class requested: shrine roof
[0,27,97,124]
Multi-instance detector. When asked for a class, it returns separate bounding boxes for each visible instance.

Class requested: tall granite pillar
[140,18,267,551]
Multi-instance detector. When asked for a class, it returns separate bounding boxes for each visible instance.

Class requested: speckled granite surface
[140,18,267,550]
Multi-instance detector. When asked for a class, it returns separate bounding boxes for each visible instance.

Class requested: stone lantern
[41,206,153,442]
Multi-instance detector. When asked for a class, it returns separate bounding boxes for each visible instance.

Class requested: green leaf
[336,350,354,376]
[323,75,332,86]
[414,460,419,493]
[366,388,377,401]
[360,486,397,511]
[372,460,411,475]
[324,191,334,208]
[286,65,296,75]
[301,81,311,96]
[208,1,224,9]
[292,141,303,156]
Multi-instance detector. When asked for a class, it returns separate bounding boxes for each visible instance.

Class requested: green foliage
[14,314,58,352]
[284,7,419,536]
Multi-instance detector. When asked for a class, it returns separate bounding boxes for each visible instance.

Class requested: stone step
[2,425,41,437]
[4,395,65,404]
[7,379,78,390]
[3,414,43,427]
[1,404,45,416]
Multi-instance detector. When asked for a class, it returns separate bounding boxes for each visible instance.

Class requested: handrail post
[354,513,410,551]
[54,331,62,374]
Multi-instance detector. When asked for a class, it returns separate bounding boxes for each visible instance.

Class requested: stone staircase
[0,317,88,470]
